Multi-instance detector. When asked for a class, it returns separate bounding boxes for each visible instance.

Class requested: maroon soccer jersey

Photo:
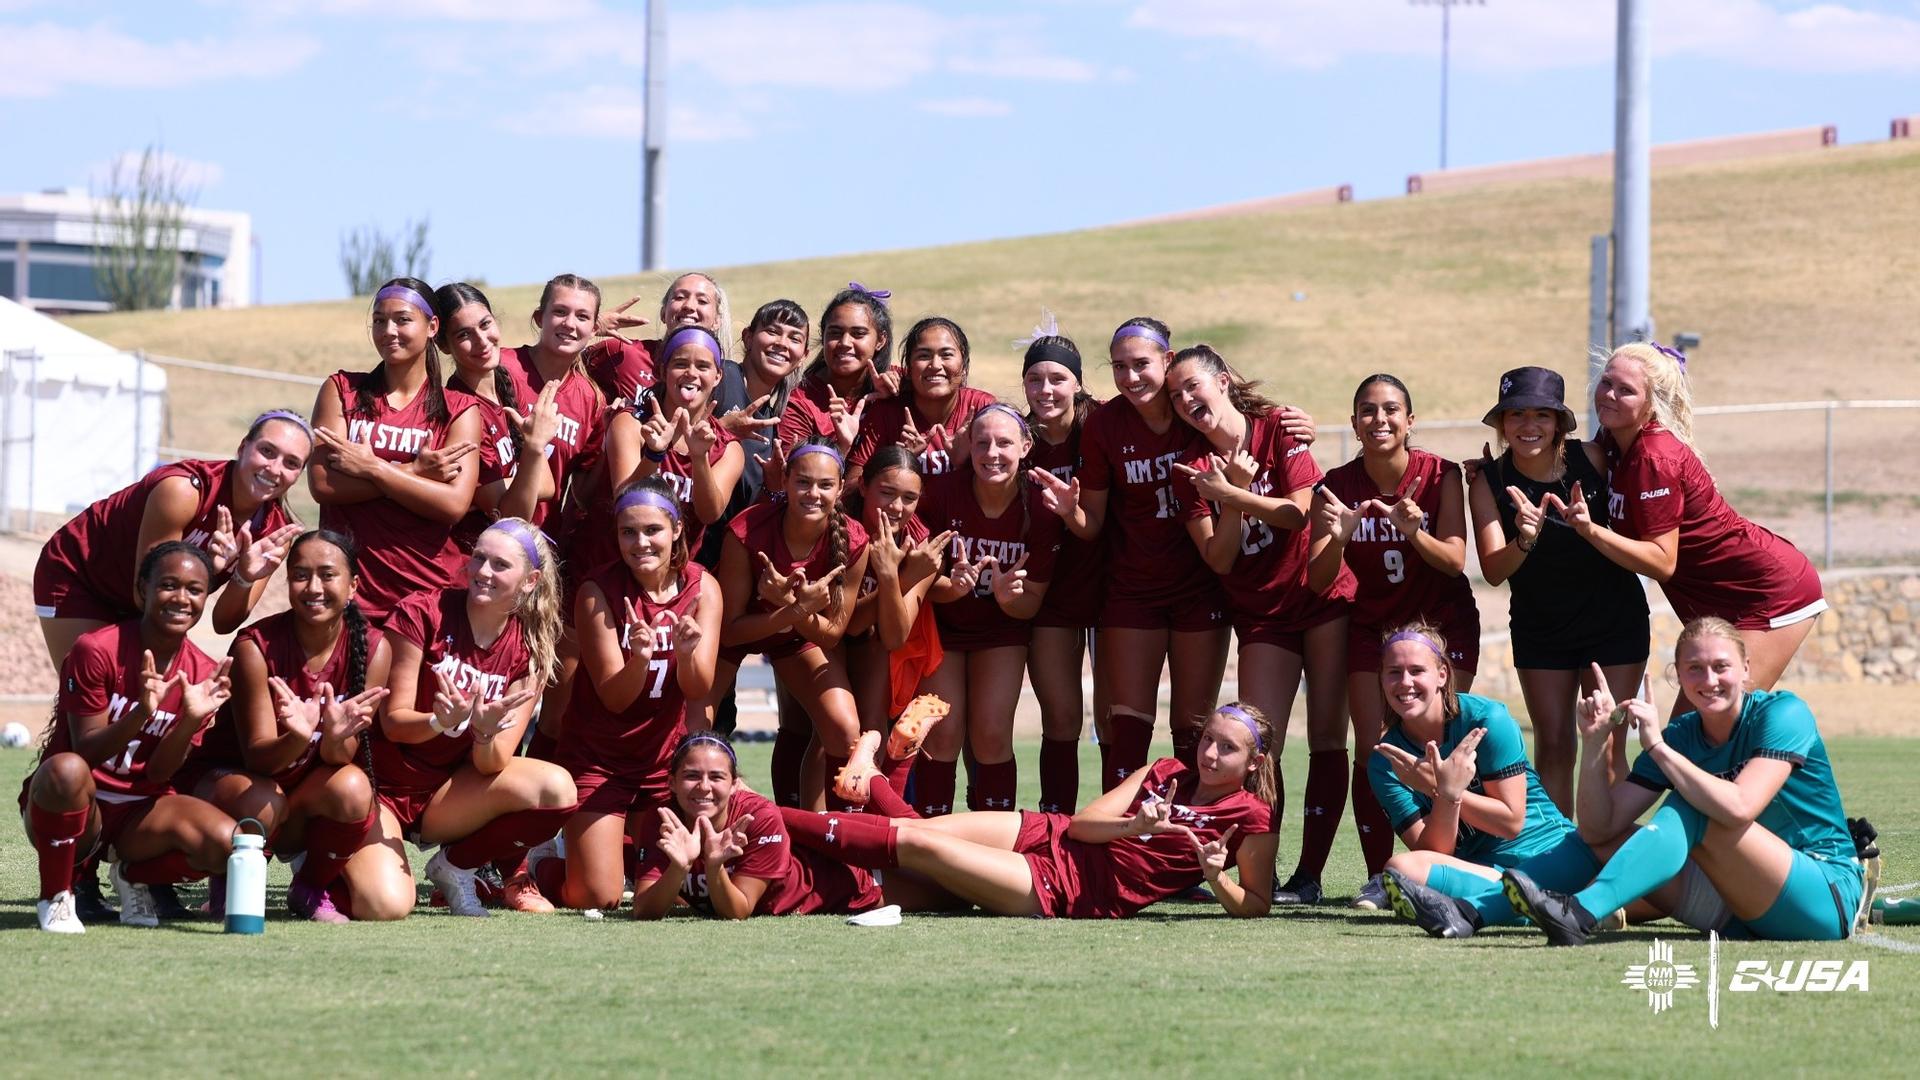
[370,588,532,794]
[189,611,384,789]
[850,387,997,476]
[51,621,220,799]
[915,471,1063,651]
[1077,400,1215,605]
[319,371,483,621]
[444,374,518,555]
[1173,413,1355,621]
[637,790,884,916]
[1026,419,1107,627]
[858,513,930,603]
[1320,449,1476,631]
[499,348,605,531]
[583,337,660,404]
[775,375,841,451]
[36,458,294,620]
[1029,758,1272,919]
[560,562,706,780]
[1603,422,1824,626]
[725,499,870,655]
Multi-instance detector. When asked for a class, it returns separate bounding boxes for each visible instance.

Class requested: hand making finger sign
[412,440,477,483]
[717,395,782,440]
[866,356,901,400]
[1172,454,1240,503]
[1028,468,1082,520]
[1429,728,1486,805]
[236,522,303,586]
[899,529,951,589]
[1505,484,1547,548]
[505,380,564,457]
[595,295,649,342]
[895,411,927,457]
[1194,824,1238,882]
[945,550,984,596]
[790,565,846,617]
[268,675,322,740]
[179,657,234,727]
[986,552,1031,607]
[430,668,476,737]
[205,505,241,579]
[314,425,382,479]
[655,808,701,871]
[1376,475,1427,535]
[321,682,388,744]
[620,596,657,660]
[1374,740,1439,798]
[698,812,752,866]
[826,387,867,452]
[670,597,703,654]
[755,552,797,608]
[755,436,788,492]
[1541,481,1595,538]
[471,685,539,743]
[1315,484,1361,543]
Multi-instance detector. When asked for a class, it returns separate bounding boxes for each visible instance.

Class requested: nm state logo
[1622,938,1698,1014]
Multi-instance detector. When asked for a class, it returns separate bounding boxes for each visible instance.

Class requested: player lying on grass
[1503,616,1865,945]
[784,703,1278,919]
[1365,621,1633,939]
[22,542,236,933]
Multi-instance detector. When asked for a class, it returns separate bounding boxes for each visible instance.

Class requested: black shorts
[1509,610,1651,670]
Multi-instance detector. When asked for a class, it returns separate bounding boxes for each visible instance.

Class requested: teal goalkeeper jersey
[1628,688,1855,865]
[1368,693,1576,866]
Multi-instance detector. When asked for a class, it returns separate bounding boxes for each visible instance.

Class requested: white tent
[0,296,166,531]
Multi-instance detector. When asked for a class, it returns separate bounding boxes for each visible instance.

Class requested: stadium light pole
[1610,0,1651,349]
[1410,0,1483,171]
[641,0,668,272]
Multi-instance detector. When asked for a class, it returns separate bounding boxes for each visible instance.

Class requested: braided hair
[432,282,522,419]
[287,529,375,785]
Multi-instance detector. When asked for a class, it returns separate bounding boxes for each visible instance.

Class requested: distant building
[0,188,253,314]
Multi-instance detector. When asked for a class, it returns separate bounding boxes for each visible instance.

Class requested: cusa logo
[1728,960,1870,992]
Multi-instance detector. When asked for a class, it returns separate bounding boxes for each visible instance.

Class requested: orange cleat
[886,694,949,763]
[835,730,884,806]
[502,869,556,914]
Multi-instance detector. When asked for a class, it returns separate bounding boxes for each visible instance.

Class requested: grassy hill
[65,140,1920,558]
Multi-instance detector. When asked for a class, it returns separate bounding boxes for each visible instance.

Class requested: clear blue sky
[3,0,1914,304]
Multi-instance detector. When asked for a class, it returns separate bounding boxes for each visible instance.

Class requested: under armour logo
[1122,444,1136,454]
[920,804,951,816]
[50,837,77,847]
[825,817,840,844]
[1304,806,1325,816]
[983,798,1013,809]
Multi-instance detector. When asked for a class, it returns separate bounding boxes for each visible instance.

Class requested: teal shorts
[1733,850,1862,942]
[1496,830,1602,892]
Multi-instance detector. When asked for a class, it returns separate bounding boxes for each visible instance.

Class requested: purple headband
[484,519,543,569]
[972,401,1029,435]
[679,731,737,765]
[1385,630,1446,661]
[847,281,891,306]
[1218,704,1264,752]
[615,486,682,522]
[251,409,311,436]
[1112,324,1170,351]
[788,442,845,469]
[374,284,435,318]
[663,325,724,361]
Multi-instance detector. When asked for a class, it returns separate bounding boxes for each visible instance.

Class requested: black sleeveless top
[1490,440,1649,660]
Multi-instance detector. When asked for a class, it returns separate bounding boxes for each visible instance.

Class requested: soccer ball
[1,722,30,749]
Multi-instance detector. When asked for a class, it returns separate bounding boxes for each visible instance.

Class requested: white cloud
[1126,0,1920,74]
[89,149,226,192]
[245,0,600,21]
[0,21,320,97]
[918,96,1014,117]
[498,85,755,142]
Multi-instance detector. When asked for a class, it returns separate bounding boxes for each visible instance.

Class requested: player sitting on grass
[1504,616,1865,945]
[783,703,1278,919]
[1366,621,1624,939]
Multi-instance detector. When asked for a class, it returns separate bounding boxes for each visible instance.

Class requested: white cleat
[36,890,86,934]
[109,861,160,928]
[846,904,903,927]
[425,850,490,918]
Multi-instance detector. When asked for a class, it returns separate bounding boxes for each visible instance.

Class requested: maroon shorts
[1232,595,1350,655]
[1034,574,1101,629]
[934,618,1032,653]
[720,634,820,666]
[1099,585,1228,634]
[1014,810,1124,920]
[1347,612,1480,676]
[376,784,441,839]
[17,776,155,860]
[566,760,671,821]
[31,558,127,623]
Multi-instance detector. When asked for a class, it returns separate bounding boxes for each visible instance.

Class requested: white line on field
[1878,881,1920,896]
[1855,932,1920,955]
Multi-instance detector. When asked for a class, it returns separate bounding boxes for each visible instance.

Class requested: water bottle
[224,818,267,935]
[1871,896,1920,926]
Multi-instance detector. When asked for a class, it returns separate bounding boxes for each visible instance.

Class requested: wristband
[644,446,668,463]
[1516,535,1535,553]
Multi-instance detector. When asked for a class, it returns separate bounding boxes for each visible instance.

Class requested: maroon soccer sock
[297,809,375,888]
[778,806,898,868]
[771,726,806,808]
[881,746,915,794]
[1097,739,1115,795]
[123,850,200,885]
[1351,760,1394,875]
[823,754,856,812]
[1038,737,1079,814]
[866,775,921,820]
[1295,750,1350,880]
[533,855,568,900]
[1171,725,1201,770]
[29,804,89,900]
[968,758,1018,811]
[912,757,958,817]
[1105,713,1155,789]
[444,806,571,871]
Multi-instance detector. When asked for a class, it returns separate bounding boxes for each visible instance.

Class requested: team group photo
[1,1,1915,1076]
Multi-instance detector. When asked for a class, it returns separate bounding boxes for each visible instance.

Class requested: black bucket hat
[1482,366,1577,433]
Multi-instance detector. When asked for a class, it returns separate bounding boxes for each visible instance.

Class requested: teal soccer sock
[1574,800,1704,918]
[1428,864,1519,926]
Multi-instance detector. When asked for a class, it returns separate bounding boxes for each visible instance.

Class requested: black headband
[1023,341,1082,380]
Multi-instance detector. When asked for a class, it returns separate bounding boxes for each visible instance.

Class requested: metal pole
[1589,234,1610,432]
[641,0,668,272]
[134,349,146,480]
[1611,0,1651,346]
[1440,4,1451,170]
[1824,404,1834,568]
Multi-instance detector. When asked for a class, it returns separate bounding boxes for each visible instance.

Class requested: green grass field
[3,737,1915,1077]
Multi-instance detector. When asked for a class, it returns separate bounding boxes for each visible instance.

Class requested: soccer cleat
[1272,872,1323,905]
[1351,874,1389,910]
[109,860,160,928]
[150,881,196,921]
[1175,884,1216,903]
[1382,869,1481,939]
[1501,869,1598,946]
[425,850,490,918]
[834,730,884,806]
[885,694,950,763]
[502,870,556,914]
[846,904,903,927]
[287,877,351,924]
[73,865,117,922]
[1596,908,1629,932]
[36,891,86,934]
